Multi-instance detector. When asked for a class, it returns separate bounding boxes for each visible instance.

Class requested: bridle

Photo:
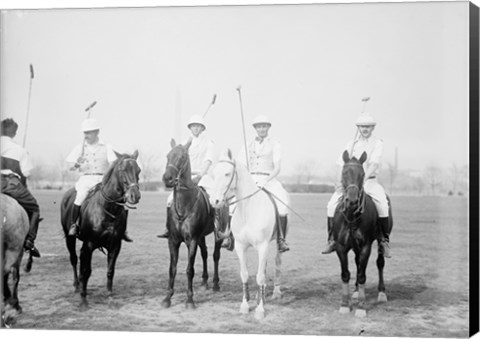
[101,158,140,210]
[216,160,238,204]
[166,153,192,189]
[217,160,264,206]
[340,162,366,223]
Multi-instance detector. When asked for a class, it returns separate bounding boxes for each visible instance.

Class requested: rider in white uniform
[157,115,217,238]
[322,113,391,257]
[232,115,289,253]
[66,118,132,242]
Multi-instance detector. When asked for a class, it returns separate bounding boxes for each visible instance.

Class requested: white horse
[209,149,283,320]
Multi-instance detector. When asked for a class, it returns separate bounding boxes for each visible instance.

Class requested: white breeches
[326,179,389,218]
[251,175,290,216]
[74,175,103,206]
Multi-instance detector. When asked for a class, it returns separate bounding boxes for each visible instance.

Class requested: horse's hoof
[355,309,367,318]
[161,299,171,309]
[200,282,209,291]
[212,283,220,292]
[240,302,249,314]
[78,302,88,312]
[339,306,350,314]
[352,291,359,300]
[14,305,22,314]
[377,292,388,303]
[186,301,196,310]
[254,308,265,320]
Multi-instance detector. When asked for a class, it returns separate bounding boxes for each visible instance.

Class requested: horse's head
[107,150,142,205]
[209,148,236,208]
[341,150,367,207]
[162,138,192,188]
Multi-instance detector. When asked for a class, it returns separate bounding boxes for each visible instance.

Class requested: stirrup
[68,224,78,237]
[278,239,290,253]
[380,240,391,258]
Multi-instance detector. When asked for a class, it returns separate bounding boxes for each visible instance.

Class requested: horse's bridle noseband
[217,160,237,204]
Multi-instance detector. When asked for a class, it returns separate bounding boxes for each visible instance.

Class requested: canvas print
[0,1,477,338]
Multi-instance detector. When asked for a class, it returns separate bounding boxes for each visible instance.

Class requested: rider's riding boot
[157,207,170,239]
[68,205,81,237]
[24,211,41,258]
[379,217,391,258]
[277,216,290,253]
[221,216,235,251]
[321,217,336,254]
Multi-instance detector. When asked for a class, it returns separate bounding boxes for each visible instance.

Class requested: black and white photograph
[1,0,478,338]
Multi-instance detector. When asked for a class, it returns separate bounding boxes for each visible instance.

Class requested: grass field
[4,190,470,337]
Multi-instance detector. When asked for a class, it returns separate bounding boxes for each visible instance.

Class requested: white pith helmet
[252,115,271,127]
[187,115,206,129]
[81,118,100,132]
[355,113,377,126]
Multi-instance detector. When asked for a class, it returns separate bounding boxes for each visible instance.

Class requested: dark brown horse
[161,139,224,309]
[60,151,141,309]
[333,150,393,317]
[1,194,29,326]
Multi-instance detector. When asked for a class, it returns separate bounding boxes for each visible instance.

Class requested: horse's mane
[102,153,130,186]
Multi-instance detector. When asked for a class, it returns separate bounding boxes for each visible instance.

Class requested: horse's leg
[235,242,250,314]
[162,240,180,308]
[186,239,199,309]
[354,245,372,318]
[9,264,22,313]
[78,242,94,310]
[212,236,222,292]
[254,242,269,320]
[198,236,209,290]
[377,245,387,302]
[106,242,122,306]
[66,236,79,292]
[337,249,351,314]
[352,255,360,301]
[272,249,283,300]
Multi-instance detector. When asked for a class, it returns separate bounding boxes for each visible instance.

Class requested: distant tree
[424,165,442,195]
[138,150,162,190]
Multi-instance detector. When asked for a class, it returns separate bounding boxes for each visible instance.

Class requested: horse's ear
[342,150,350,163]
[132,150,139,160]
[227,148,233,160]
[114,150,122,159]
[185,137,192,150]
[170,138,176,148]
[359,151,367,164]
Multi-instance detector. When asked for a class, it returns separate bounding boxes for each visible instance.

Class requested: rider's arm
[66,144,83,170]
[263,141,281,185]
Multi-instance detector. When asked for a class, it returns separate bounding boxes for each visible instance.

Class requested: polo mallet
[236,85,250,171]
[202,94,217,118]
[70,101,97,170]
[85,101,97,118]
[22,64,35,147]
[350,97,371,156]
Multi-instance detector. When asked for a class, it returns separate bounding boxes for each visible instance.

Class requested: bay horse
[333,150,393,317]
[209,149,284,320]
[161,139,224,309]
[60,151,141,309]
[1,193,29,325]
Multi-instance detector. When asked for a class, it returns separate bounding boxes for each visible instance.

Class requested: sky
[0,0,472,177]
